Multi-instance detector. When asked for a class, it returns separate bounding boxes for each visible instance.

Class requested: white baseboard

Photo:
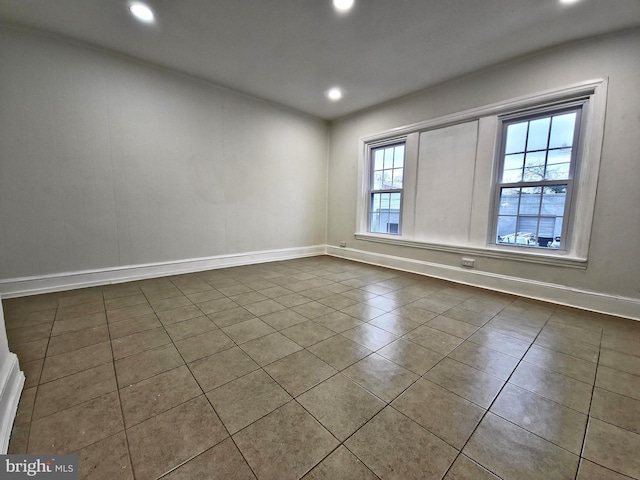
[1,244,638,321]
[0,353,24,454]
[327,245,640,321]
[0,245,325,298]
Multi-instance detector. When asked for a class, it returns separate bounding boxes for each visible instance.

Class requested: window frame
[491,102,585,252]
[367,140,406,235]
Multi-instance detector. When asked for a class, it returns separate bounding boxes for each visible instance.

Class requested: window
[369,142,405,234]
[493,106,582,250]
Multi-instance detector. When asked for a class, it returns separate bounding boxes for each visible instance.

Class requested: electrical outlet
[339,241,347,247]
[461,257,475,268]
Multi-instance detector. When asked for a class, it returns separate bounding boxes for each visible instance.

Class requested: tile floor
[4,256,640,480]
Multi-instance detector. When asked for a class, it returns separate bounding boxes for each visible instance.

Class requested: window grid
[495,107,581,249]
[369,142,405,235]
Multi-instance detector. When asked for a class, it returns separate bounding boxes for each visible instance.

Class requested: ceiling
[1,0,639,120]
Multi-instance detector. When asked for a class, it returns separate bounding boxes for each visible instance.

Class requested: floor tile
[28,391,124,454]
[40,341,112,383]
[293,301,337,319]
[106,303,154,323]
[424,358,504,408]
[14,387,36,426]
[222,317,275,344]
[463,412,579,480]
[243,298,286,316]
[111,327,171,360]
[443,454,500,480]
[6,322,53,347]
[197,297,240,315]
[8,423,29,454]
[404,325,464,355]
[206,369,291,434]
[119,365,202,427]
[590,387,640,434]
[298,373,384,441]
[443,307,492,327]
[312,311,363,333]
[12,338,49,362]
[576,459,634,480]
[523,344,597,384]
[377,338,444,375]
[33,363,117,420]
[233,401,338,480]
[599,348,640,377]
[239,332,302,366]
[509,361,593,413]
[115,344,184,387]
[345,406,457,480]
[56,301,105,321]
[75,431,133,480]
[307,335,372,370]
[261,309,310,330]
[583,417,640,479]
[162,437,256,480]
[174,329,234,363]
[188,345,259,392]
[127,395,228,480]
[22,358,44,388]
[265,350,337,397]
[340,303,386,321]
[302,445,378,480]
[208,306,256,328]
[51,312,106,336]
[448,340,519,380]
[281,320,335,347]
[104,293,148,311]
[600,334,640,357]
[490,383,588,454]
[107,314,161,339]
[368,312,421,336]
[427,315,479,339]
[343,353,418,402]
[148,295,192,313]
[156,304,204,325]
[186,289,225,304]
[392,379,485,449]
[534,330,599,363]
[341,323,398,351]
[467,326,531,358]
[163,315,217,341]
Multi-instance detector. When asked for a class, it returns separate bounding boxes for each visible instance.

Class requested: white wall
[327,29,640,313]
[0,26,328,284]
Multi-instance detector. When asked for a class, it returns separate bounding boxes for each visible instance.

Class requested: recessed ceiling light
[129,2,155,23]
[559,0,580,4]
[325,87,344,101]
[333,0,354,13]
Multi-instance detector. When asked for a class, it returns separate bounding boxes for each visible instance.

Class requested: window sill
[354,233,587,269]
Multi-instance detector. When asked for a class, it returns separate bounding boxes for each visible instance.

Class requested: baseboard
[0,245,325,298]
[327,245,640,321]
[0,353,24,454]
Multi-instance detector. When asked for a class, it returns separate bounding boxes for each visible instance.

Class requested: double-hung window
[494,105,582,250]
[369,142,405,234]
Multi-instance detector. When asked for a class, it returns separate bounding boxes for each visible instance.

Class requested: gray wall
[0,26,328,279]
[327,28,640,300]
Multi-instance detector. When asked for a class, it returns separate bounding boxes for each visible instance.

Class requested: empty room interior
[1,0,640,479]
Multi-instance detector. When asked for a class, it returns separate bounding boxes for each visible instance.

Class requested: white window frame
[367,140,406,235]
[355,79,607,268]
[490,102,585,253]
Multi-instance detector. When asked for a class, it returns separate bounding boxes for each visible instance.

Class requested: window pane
[392,168,403,188]
[372,171,383,190]
[547,148,572,165]
[524,151,546,169]
[370,192,401,234]
[504,153,524,171]
[498,187,520,215]
[523,167,543,182]
[527,117,551,151]
[505,122,528,154]
[394,145,405,168]
[497,216,517,242]
[519,187,541,214]
[503,169,522,183]
[541,186,567,216]
[383,147,394,169]
[374,149,384,171]
[545,163,570,180]
[549,112,576,148]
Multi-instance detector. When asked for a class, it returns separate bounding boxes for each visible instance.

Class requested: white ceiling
[1,0,639,120]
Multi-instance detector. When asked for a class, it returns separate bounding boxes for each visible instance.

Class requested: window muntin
[369,142,405,234]
[494,107,581,250]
